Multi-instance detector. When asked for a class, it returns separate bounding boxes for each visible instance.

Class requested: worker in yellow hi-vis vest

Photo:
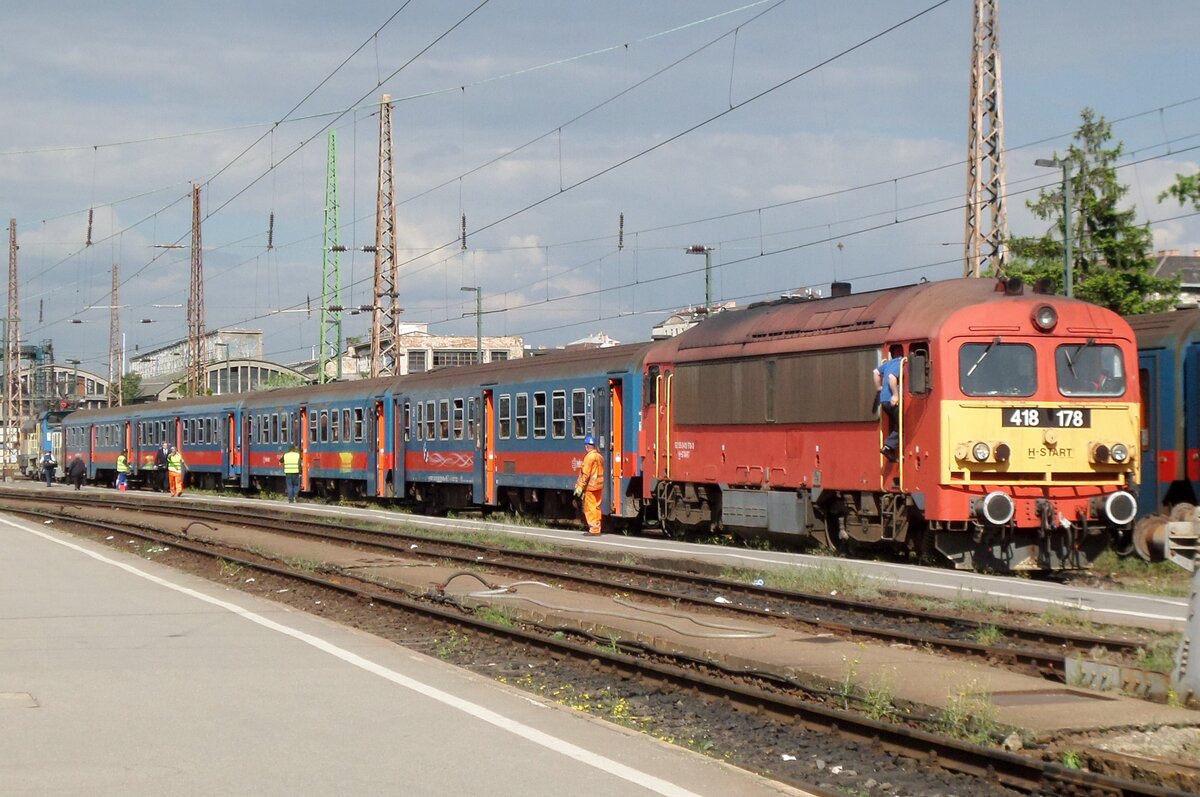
[280,445,301,504]
[573,434,604,536]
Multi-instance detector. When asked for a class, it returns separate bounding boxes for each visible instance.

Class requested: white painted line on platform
[4,516,709,797]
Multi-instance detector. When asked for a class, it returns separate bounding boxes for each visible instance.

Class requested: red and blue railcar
[1126,308,1200,517]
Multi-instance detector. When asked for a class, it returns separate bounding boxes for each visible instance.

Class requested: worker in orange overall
[573,434,604,536]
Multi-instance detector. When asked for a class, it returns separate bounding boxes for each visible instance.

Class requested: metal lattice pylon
[186,183,206,397]
[109,262,121,407]
[370,95,399,379]
[964,0,1009,278]
[5,219,21,474]
[320,130,343,383]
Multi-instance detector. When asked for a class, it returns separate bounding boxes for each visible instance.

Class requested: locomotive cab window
[959,340,1035,397]
[1055,343,1125,397]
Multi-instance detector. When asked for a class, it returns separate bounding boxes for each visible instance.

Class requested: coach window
[533,392,547,439]
[453,398,464,440]
[160,421,168,441]
[280,417,289,445]
[320,411,330,443]
[183,420,192,445]
[959,340,1036,397]
[330,410,340,443]
[415,402,423,441]
[515,393,529,438]
[552,391,566,438]
[467,397,476,440]
[498,395,511,439]
[342,409,352,441]
[425,401,436,440]
[309,413,318,443]
[439,399,450,440]
[137,424,144,446]
[353,407,364,442]
[571,389,586,437]
[403,402,412,442]
[1056,343,1126,397]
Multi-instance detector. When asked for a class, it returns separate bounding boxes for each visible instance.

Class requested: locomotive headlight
[1110,443,1129,463]
[1032,304,1058,332]
[994,443,1011,463]
[1092,443,1110,464]
[971,441,991,462]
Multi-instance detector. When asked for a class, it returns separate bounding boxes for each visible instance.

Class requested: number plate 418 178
[1001,408,1091,428]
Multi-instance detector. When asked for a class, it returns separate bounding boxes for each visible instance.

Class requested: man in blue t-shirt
[873,345,903,461]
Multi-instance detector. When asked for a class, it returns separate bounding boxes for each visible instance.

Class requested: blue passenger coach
[396,344,651,526]
[1127,308,1200,516]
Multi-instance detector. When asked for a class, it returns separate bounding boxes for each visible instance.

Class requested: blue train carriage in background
[63,395,244,489]
[252,378,395,500]
[395,344,650,527]
[23,406,72,480]
[1127,308,1200,516]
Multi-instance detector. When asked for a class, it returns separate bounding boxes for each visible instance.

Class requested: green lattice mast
[319,130,342,382]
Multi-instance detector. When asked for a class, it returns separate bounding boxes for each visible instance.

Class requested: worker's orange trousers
[582,490,602,535]
[169,471,184,497]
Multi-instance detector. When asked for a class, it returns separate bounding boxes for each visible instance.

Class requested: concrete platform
[101,505,1199,740]
[0,513,808,797]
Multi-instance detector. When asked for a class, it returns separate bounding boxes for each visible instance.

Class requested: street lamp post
[1035,158,1074,298]
[686,245,714,312]
[460,287,482,364]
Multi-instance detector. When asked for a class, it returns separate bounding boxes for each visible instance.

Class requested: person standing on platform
[115,450,129,491]
[154,441,170,492]
[280,444,301,503]
[573,433,604,536]
[167,446,186,497]
[40,450,57,487]
[67,455,86,490]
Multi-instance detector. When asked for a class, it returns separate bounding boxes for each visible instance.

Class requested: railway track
[4,495,1192,797]
[1,489,1152,684]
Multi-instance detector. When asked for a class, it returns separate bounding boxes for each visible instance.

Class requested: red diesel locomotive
[640,277,1140,571]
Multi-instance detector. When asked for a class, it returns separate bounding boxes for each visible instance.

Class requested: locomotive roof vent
[995,276,1024,295]
[830,281,852,298]
[1032,277,1056,295]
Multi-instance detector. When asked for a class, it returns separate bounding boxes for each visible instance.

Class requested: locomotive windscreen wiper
[966,336,1001,377]
[1062,337,1095,378]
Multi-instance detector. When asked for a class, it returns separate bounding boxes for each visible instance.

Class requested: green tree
[258,372,306,391]
[120,373,142,404]
[1004,108,1178,315]
[1159,171,1200,210]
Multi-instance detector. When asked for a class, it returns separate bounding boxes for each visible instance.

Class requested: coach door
[1185,343,1200,503]
[374,400,387,497]
[1140,350,1175,513]
[477,390,496,505]
[606,378,624,513]
[240,414,253,489]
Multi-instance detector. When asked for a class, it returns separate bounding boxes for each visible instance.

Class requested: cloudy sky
[3,0,1198,376]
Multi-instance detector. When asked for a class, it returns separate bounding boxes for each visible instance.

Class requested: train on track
[1126,308,1200,521]
[52,276,1142,573]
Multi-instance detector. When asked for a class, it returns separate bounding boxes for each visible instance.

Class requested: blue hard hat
[583,434,596,446]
